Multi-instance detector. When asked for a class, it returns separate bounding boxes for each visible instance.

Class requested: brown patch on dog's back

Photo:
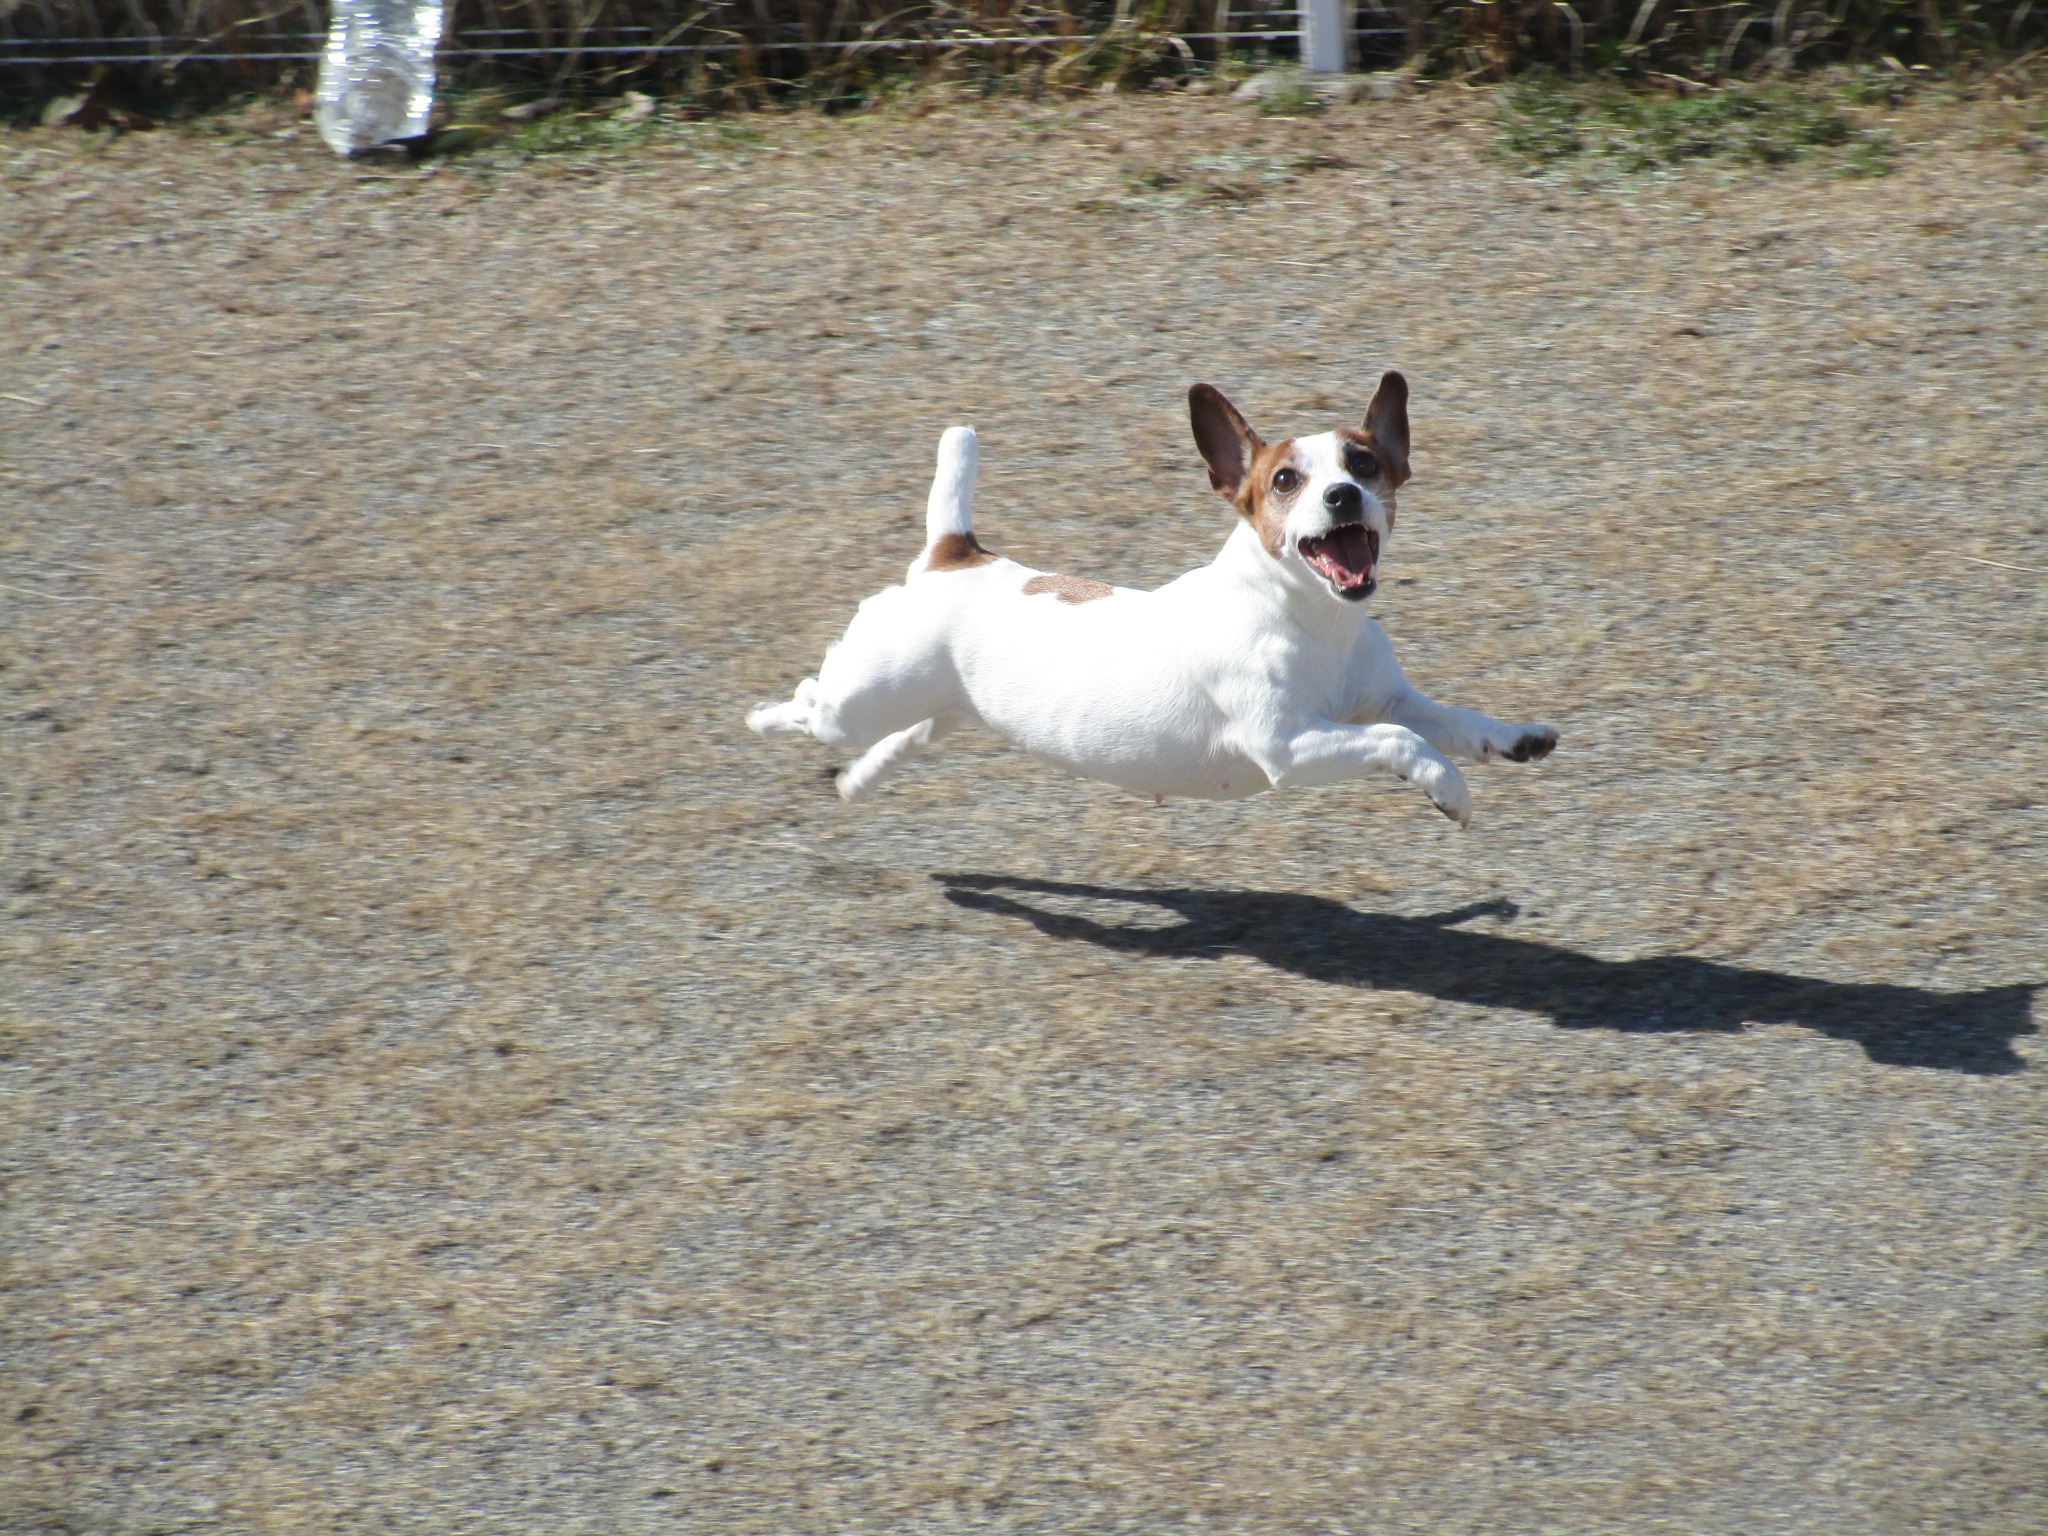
[1023,573,1113,604]
[926,532,995,571]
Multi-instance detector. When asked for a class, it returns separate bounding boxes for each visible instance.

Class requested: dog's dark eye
[1345,447,1380,480]
[1272,468,1302,493]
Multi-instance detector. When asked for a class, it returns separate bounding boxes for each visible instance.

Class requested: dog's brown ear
[1189,384,1263,502]
[1363,371,1410,487]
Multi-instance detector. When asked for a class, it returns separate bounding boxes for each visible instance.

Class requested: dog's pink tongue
[1304,524,1376,587]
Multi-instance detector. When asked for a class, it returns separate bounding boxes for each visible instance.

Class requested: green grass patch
[427,91,764,166]
[1496,72,1895,175]
[1252,77,1327,117]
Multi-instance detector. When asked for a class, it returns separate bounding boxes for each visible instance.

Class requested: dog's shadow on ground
[936,875,2037,1075]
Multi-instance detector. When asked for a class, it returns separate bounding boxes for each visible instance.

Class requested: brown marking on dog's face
[1023,572,1113,604]
[926,531,995,571]
[1240,437,1311,558]
[1335,429,1399,533]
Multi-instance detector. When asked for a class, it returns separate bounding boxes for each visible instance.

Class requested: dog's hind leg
[836,715,958,804]
[747,678,822,739]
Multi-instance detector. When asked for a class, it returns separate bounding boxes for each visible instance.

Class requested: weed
[1835,67,1911,106]
[1497,73,1587,160]
[1255,78,1326,117]
[429,93,762,166]
[496,106,673,157]
[1841,126,1901,175]
[1184,149,1300,184]
[1120,145,1335,205]
[1607,89,1849,169]
[1496,71,1893,175]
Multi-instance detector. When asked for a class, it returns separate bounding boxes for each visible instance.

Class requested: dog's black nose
[1323,482,1363,519]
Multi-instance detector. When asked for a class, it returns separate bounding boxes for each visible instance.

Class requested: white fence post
[1300,0,1349,72]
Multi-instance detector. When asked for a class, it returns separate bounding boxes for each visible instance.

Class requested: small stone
[1233,69,1408,107]
[500,98,563,122]
[41,94,91,128]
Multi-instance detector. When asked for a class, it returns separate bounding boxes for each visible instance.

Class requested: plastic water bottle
[315,0,447,156]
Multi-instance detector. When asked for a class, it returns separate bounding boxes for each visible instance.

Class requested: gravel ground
[3,85,2044,1534]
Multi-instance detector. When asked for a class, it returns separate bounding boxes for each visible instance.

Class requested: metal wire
[2,37,1340,64]
[2,1,1408,69]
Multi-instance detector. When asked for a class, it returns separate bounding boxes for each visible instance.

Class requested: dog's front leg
[1378,688,1558,766]
[1347,627,1556,765]
[1254,723,1472,827]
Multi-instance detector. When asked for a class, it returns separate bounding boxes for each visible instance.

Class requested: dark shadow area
[937,875,2037,1076]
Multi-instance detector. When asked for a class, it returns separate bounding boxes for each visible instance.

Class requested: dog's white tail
[923,426,979,548]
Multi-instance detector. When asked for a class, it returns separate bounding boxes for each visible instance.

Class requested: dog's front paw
[1484,724,1557,764]
[834,765,873,805]
[1415,757,1472,829]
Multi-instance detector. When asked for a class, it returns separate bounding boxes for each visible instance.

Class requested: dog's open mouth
[1299,524,1379,600]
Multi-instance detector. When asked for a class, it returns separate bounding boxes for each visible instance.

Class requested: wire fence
[0,0,1411,73]
[3,0,2038,87]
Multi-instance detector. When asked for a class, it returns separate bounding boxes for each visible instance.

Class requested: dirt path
[3,87,2044,1533]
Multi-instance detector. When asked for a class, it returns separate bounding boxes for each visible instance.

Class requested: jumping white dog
[747,376,1556,826]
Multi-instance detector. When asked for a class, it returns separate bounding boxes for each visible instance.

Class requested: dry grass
[2,84,2045,1533]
